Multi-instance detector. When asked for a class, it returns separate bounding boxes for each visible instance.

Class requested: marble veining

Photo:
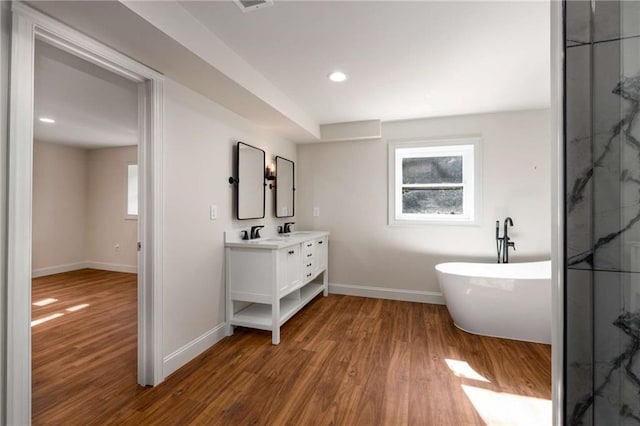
[568,74,640,269]
[565,1,640,424]
[569,311,640,425]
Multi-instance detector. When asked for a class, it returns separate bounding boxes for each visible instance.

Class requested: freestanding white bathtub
[435,260,551,344]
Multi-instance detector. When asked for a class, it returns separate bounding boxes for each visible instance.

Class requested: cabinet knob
[307,254,312,258]
[307,243,312,247]
[318,241,323,245]
[288,250,294,255]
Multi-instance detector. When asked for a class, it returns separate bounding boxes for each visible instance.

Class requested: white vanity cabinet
[225,231,329,344]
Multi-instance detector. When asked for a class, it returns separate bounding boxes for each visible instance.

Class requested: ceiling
[180,0,550,124]
[27,0,550,143]
[34,39,138,149]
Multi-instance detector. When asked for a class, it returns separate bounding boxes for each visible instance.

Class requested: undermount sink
[243,232,316,244]
[249,237,286,243]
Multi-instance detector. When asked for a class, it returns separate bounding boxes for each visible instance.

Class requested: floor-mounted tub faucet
[496,217,515,263]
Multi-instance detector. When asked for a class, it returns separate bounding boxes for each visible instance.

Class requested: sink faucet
[283,222,295,233]
[250,225,264,239]
[496,217,515,263]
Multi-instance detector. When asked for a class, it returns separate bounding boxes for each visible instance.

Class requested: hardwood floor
[32,269,551,425]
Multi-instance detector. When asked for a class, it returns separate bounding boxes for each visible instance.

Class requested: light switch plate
[313,207,320,217]
[210,205,217,220]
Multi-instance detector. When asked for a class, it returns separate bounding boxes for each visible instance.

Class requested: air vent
[234,0,273,12]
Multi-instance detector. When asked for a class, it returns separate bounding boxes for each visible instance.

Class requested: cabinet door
[315,237,328,273]
[278,245,301,295]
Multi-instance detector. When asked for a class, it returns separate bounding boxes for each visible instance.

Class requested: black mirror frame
[235,141,266,220]
[275,155,295,218]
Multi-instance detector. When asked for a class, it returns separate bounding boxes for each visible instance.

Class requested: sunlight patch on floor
[33,297,58,307]
[445,358,491,382]
[66,304,90,312]
[462,384,551,426]
[31,313,64,327]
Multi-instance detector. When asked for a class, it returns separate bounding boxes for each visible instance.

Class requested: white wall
[32,142,138,275]
[86,146,137,270]
[297,109,551,299]
[162,78,297,369]
[32,141,87,272]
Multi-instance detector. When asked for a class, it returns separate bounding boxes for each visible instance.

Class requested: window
[127,164,138,218]
[388,138,481,225]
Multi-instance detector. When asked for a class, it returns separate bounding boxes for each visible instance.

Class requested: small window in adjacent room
[388,138,481,226]
[127,164,138,219]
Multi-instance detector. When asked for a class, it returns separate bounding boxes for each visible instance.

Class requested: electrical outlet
[210,205,217,220]
[114,244,120,252]
[313,207,320,217]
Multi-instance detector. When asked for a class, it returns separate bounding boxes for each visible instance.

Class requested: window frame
[126,162,138,220]
[388,137,482,226]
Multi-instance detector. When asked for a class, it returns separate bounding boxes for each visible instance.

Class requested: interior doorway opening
[7,4,164,424]
[30,38,142,422]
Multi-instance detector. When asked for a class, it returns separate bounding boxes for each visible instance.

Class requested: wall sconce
[265,161,276,189]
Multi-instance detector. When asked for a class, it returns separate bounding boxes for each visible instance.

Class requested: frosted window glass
[402,156,463,184]
[127,164,138,216]
[402,188,463,214]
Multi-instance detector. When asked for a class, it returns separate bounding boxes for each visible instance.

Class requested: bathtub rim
[435,259,551,280]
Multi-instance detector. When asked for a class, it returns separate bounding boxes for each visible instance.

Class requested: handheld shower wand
[496,220,502,263]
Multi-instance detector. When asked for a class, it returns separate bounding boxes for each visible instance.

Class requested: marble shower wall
[565,1,640,424]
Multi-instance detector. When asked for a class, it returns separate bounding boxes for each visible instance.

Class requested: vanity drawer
[303,241,315,259]
[303,258,315,282]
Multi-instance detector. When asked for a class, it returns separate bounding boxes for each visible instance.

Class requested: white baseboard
[32,261,138,277]
[329,283,445,305]
[85,261,137,274]
[32,262,87,278]
[163,322,228,378]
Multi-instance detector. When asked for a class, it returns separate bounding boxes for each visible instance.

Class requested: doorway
[7,4,164,424]
[31,38,141,422]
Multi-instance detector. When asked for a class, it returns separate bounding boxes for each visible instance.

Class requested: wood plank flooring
[32,269,551,425]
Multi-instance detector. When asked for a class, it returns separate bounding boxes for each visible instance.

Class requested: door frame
[550,1,564,424]
[7,3,164,424]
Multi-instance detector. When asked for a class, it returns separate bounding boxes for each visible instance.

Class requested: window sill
[389,217,480,227]
[125,215,138,221]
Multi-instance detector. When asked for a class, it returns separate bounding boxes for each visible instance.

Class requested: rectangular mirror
[236,141,265,220]
[275,156,295,218]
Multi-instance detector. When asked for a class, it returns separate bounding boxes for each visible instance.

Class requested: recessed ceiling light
[39,117,55,124]
[328,71,348,83]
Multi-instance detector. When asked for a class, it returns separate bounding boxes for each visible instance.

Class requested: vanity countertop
[225,231,329,249]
